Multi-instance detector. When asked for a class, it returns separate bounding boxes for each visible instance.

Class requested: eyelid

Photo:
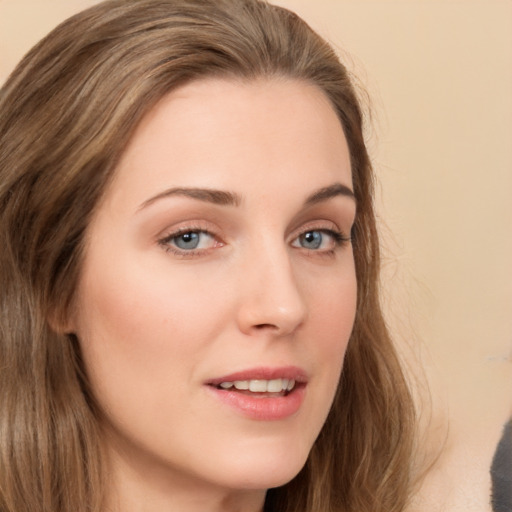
[156,219,220,241]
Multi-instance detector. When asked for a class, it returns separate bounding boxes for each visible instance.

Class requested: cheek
[72,258,222,406]
[317,271,357,379]
[308,264,357,349]
[302,264,357,410]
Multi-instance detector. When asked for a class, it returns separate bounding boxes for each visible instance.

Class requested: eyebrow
[138,182,355,211]
[139,187,242,210]
[303,183,356,206]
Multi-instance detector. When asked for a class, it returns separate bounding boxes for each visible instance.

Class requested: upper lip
[206,366,308,386]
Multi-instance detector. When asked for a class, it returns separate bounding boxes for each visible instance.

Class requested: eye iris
[175,232,200,249]
[301,231,322,249]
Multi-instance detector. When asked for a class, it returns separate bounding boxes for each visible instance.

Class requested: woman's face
[70,78,357,498]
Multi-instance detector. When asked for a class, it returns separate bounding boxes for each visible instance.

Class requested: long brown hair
[0,1,416,510]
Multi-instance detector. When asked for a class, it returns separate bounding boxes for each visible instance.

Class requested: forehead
[104,77,351,208]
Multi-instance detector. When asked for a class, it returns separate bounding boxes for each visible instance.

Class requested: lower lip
[206,386,306,421]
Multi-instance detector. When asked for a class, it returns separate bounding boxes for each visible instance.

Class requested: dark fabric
[491,418,512,512]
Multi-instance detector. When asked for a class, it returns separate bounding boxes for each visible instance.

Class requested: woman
[0,1,416,511]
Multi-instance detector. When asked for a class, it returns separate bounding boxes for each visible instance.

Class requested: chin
[215,466,303,491]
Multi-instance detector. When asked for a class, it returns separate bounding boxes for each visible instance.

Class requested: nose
[235,244,307,337]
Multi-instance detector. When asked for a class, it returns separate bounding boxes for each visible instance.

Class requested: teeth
[249,380,268,392]
[218,379,296,393]
[266,379,283,393]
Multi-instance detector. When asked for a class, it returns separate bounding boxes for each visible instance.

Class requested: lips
[205,366,307,420]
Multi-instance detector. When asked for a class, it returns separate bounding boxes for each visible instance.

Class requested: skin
[69,78,357,512]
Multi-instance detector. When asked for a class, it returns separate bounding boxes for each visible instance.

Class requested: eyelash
[157,225,351,258]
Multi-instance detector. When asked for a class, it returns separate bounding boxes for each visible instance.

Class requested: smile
[206,367,307,420]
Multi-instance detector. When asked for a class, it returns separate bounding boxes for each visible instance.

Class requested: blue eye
[291,228,348,253]
[299,231,323,249]
[174,231,201,250]
[160,230,217,253]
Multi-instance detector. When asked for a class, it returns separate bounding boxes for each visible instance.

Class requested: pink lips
[205,366,307,421]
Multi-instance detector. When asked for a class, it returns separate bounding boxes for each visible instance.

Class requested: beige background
[1,1,511,510]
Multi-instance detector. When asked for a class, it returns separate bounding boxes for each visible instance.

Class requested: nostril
[254,323,278,330]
